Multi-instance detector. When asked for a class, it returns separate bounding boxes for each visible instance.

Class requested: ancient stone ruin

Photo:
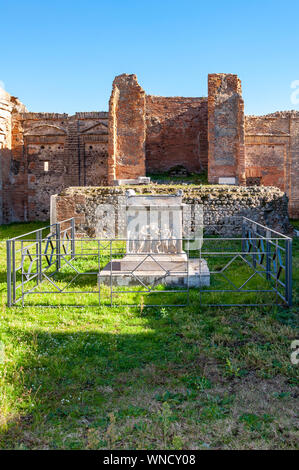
[51,185,290,238]
[1,73,298,224]
[98,189,209,288]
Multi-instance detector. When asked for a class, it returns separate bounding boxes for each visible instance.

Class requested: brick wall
[245,111,299,218]
[0,90,28,223]
[108,74,146,183]
[1,74,299,224]
[208,74,245,185]
[145,96,208,174]
[0,89,13,224]
[0,105,109,222]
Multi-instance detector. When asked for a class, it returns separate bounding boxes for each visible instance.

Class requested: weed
[155,391,190,404]
[139,296,145,316]
[239,413,274,432]
[224,358,241,378]
[159,401,172,449]
[105,412,118,449]
[182,375,212,392]
[200,394,234,421]
[86,427,100,449]
[172,435,184,450]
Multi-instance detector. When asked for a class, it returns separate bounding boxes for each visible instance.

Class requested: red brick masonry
[0,73,298,223]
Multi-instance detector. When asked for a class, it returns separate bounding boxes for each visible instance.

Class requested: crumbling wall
[0,109,108,223]
[108,74,146,183]
[52,185,290,237]
[208,74,245,185]
[0,89,13,149]
[0,89,27,223]
[2,73,299,224]
[145,96,208,174]
[245,111,299,218]
[0,89,13,224]
[22,111,108,220]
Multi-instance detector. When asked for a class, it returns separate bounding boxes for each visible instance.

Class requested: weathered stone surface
[145,96,208,174]
[0,89,27,224]
[0,98,108,222]
[108,74,146,184]
[52,185,290,237]
[208,74,245,185]
[1,73,299,223]
[245,112,299,218]
[113,176,151,186]
[98,256,210,288]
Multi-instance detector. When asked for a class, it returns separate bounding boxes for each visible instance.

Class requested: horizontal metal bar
[12,304,104,308]
[199,289,275,292]
[202,251,273,255]
[21,250,287,257]
[199,303,286,307]
[4,236,289,244]
[10,303,188,308]
[111,289,189,294]
[6,218,73,242]
[110,304,188,308]
[24,290,101,295]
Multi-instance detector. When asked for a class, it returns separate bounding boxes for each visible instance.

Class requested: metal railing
[197,217,292,307]
[98,239,190,307]
[6,218,75,307]
[6,217,292,308]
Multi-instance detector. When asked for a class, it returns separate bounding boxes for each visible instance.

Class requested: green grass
[290,219,299,230]
[0,222,298,449]
[148,170,208,185]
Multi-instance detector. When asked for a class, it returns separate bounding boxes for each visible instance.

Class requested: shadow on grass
[0,309,200,448]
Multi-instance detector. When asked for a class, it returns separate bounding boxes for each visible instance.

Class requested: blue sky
[1,0,298,115]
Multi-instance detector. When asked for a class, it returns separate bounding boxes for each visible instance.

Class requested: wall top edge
[246,111,299,119]
[146,95,207,101]
[20,111,109,120]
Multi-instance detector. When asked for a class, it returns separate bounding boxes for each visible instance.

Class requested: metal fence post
[241,220,246,253]
[12,240,16,304]
[285,239,292,307]
[56,223,61,270]
[6,240,12,307]
[38,230,43,282]
[266,229,271,281]
[252,223,257,269]
[71,218,75,259]
[36,232,39,285]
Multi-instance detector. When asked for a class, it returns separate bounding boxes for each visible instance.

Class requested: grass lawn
[148,170,208,185]
[0,221,298,449]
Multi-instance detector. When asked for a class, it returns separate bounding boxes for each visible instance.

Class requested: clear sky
[1,0,298,115]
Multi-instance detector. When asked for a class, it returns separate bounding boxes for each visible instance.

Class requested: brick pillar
[0,90,28,223]
[108,74,146,184]
[289,115,299,217]
[0,89,13,224]
[208,74,245,185]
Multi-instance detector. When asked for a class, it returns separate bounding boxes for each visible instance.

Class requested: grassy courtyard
[0,221,298,449]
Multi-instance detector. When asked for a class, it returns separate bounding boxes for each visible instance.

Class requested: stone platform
[112,176,151,186]
[98,253,210,288]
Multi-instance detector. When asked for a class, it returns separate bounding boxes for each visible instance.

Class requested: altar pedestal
[99,190,210,289]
